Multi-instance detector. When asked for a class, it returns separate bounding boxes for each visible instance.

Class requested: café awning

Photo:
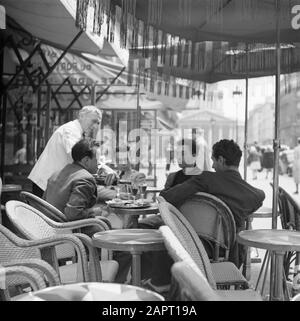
[96,85,163,110]
[1,0,128,65]
[122,0,300,43]
[98,0,300,82]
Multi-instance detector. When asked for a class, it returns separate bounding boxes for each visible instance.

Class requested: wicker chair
[157,197,248,289]
[179,192,236,262]
[0,223,88,290]
[5,200,118,283]
[2,258,59,288]
[171,260,262,301]
[20,191,112,229]
[277,186,300,277]
[0,265,49,301]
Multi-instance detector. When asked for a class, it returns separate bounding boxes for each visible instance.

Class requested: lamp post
[232,86,242,143]
[210,117,216,145]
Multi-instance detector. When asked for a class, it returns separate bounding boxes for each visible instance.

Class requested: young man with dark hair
[161,139,264,231]
[160,139,265,267]
[44,139,102,226]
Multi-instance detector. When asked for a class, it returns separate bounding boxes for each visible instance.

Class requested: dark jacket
[262,151,274,169]
[160,170,265,267]
[164,168,201,190]
[160,170,265,230]
[44,163,97,221]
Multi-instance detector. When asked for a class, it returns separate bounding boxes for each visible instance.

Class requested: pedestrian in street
[262,145,274,179]
[165,136,175,176]
[293,137,300,194]
[248,145,261,180]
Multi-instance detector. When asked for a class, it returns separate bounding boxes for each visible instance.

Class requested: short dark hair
[177,138,198,156]
[71,139,97,162]
[212,139,242,166]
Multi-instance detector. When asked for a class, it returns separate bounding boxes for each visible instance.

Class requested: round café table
[238,229,300,301]
[15,282,164,301]
[107,203,159,229]
[93,229,165,286]
[243,207,276,280]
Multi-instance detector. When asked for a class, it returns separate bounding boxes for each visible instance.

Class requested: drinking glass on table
[131,183,139,204]
[138,183,147,203]
[125,183,132,200]
[114,177,121,200]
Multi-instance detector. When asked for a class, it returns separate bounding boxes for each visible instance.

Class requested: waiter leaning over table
[28,105,116,198]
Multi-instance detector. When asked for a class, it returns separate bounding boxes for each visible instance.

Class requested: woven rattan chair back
[159,225,203,272]
[0,224,40,262]
[179,192,236,261]
[5,201,74,260]
[0,224,41,286]
[20,191,66,223]
[171,260,219,301]
[0,265,48,301]
[277,186,300,277]
[157,197,217,289]
[278,186,300,231]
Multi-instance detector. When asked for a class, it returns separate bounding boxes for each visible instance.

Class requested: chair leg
[255,250,269,291]
[260,251,271,298]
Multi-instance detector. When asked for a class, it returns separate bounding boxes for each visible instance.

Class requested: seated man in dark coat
[44,139,102,236]
[160,139,266,267]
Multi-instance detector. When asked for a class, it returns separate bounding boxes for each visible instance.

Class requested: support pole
[0,30,4,180]
[272,0,281,230]
[0,92,6,181]
[91,84,96,105]
[154,110,157,186]
[269,0,281,301]
[244,76,249,181]
[244,44,249,181]
[36,88,42,158]
[136,67,142,171]
[45,85,52,143]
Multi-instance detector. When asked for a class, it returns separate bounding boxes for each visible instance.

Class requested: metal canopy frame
[0,21,83,179]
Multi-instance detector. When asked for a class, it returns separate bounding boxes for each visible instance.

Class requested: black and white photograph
[0,0,300,310]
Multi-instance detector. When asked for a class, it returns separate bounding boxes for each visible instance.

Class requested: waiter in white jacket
[29,105,115,197]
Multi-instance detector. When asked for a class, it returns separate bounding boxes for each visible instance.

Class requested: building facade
[248,102,275,146]
[280,91,300,148]
[178,109,244,148]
